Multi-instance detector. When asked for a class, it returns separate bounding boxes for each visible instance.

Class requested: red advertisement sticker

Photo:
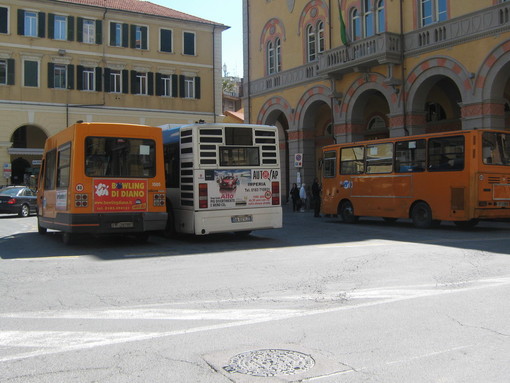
[93,179,148,212]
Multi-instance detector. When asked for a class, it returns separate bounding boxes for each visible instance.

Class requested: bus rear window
[85,137,156,178]
[225,127,253,145]
[482,132,510,166]
[220,147,259,167]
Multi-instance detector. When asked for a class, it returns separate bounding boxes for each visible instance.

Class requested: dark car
[219,175,238,190]
[0,186,38,217]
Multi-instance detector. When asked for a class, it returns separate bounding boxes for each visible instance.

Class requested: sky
[150,0,244,78]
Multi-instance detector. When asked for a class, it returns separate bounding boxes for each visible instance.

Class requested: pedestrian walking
[290,183,300,212]
[299,183,307,212]
[312,178,321,217]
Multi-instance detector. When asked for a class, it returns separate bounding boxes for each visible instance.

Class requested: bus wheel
[340,200,358,223]
[454,219,479,229]
[411,202,434,228]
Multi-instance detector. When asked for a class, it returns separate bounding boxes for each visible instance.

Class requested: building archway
[9,125,47,187]
[350,89,390,140]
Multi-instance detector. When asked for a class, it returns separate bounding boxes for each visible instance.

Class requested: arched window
[351,9,361,41]
[376,0,385,33]
[267,40,275,74]
[420,0,448,27]
[317,20,325,53]
[307,24,316,62]
[363,0,374,37]
[275,37,282,72]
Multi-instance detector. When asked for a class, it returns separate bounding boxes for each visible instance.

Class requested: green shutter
[48,13,54,39]
[179,75,185,98]
[104,68,110,92]
[95,20,102,44]
[122,70,129,93]
[95,67,102,91]
[7,59,14,85]
[141,26,148,50]
[172,74,178,97]
[122,24,129,47]
[148,72,154,95]
[17,10,24,35]
[38,12,45,38]
[67,16,74,41]
[77,17,83,42]
[76,65,83,90]
[48,63,54,88]
[195,77,201,99]
[67,64,74,89]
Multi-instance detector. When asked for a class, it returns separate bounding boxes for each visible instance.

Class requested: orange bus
[321,129,510,228]
[37,122,167,243]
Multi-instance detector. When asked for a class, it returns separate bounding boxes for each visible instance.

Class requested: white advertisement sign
[200,169,279,209]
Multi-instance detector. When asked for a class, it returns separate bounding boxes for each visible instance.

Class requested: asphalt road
[1,208,510,382]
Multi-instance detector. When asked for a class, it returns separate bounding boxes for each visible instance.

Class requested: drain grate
[223,349,315,377]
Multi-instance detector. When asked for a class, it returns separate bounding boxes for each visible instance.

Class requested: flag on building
[338,0,349,46]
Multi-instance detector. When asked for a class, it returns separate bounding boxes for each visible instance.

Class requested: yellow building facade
[0,0,227,187]
[243,0,510,197]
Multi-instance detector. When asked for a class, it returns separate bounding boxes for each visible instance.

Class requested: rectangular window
[54,15,67,40]
[0,7,8,34]
[323,151,337,178]
[44,149,57,190]
[136,72,147,95]
[109,69,121,93]
[111,22,122,46]
[85,137,156,178]
[428,136,465,171]
[220,147,260,167]
[24,11,37,37]
[160,29,172,52]
[131,25,147,49]
[161,74,171,96]
[366,143,393,174]
[0,60,6,85]
[83,19,95,43]
[24,60,38,87]
[340,146,364,175]
[482,132,510,166]
[83,67,95,91]
[395,139,426,173]
[184,76,195,98]
[57,143,71,188]
[183,31,195,55]
[53,64,67,89]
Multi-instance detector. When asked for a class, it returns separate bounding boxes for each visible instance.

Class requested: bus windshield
[85,137,156,177]
[483,132,510,166]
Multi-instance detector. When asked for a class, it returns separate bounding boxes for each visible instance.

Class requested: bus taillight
[199,183,208,209]
[75,193,88,208]
[271,181,280,205]
[153,193,166,207]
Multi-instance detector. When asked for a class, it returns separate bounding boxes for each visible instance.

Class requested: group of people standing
[290,178,321,217]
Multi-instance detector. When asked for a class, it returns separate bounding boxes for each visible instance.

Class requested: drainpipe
[213,25,217,123]
[245,0,251,123]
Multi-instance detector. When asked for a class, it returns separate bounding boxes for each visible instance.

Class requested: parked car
[219,175,238,190]
[0,186,38,217]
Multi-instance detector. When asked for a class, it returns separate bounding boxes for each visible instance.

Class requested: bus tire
[37,223,47,235]
[339,200,358,223]
[164,208,176,238]
[454,219,479,229]
[411,202,434,228]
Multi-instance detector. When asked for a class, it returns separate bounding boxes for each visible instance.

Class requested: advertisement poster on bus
[93,179,148,212]
[200,169,279,209]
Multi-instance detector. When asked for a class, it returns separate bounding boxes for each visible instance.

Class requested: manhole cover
[223,349,315,377]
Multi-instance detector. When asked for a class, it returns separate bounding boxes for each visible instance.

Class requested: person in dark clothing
[290,183,300,212]
[312,178,321,217]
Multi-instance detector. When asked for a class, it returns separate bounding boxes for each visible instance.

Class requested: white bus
[161,122,283,235]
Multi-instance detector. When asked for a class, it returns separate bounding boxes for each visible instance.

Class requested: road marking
[0,276,509,363]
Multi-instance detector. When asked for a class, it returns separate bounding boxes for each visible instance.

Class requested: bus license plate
[111,222,134,228]
[231,215,253,223]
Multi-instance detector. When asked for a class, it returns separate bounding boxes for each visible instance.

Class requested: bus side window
[340,146,364,175]
[323,150,337,177]
[395,139,426,173]
[44,149,57,190]
[428,136,465,172]
[366,143,393,174]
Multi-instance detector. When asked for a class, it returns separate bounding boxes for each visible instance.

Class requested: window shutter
[172,74,178,97]
[104,68,111,92]
[48,13,54,39]
[195,76,201,99]
[122,24,129,47]
[148,72,154,95]
[155,73,162,96]
[17,10,25,35]
[67,64,74,89]
[130,24,136,48]
[95,20,102,44]
[130,70,137,94]
[67,16,74,41]
[47,63,55,88]
[7,59,14,85]
[0,8,8,34]
[77,17,83,42]
[38,12,45,38]
[77,65,83,90]
[109,22,115,46]
[122,69,129,93]
[179,75,185,98]
[95,67,102,92]
[160,29,172,52]
[141,26,148,50]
